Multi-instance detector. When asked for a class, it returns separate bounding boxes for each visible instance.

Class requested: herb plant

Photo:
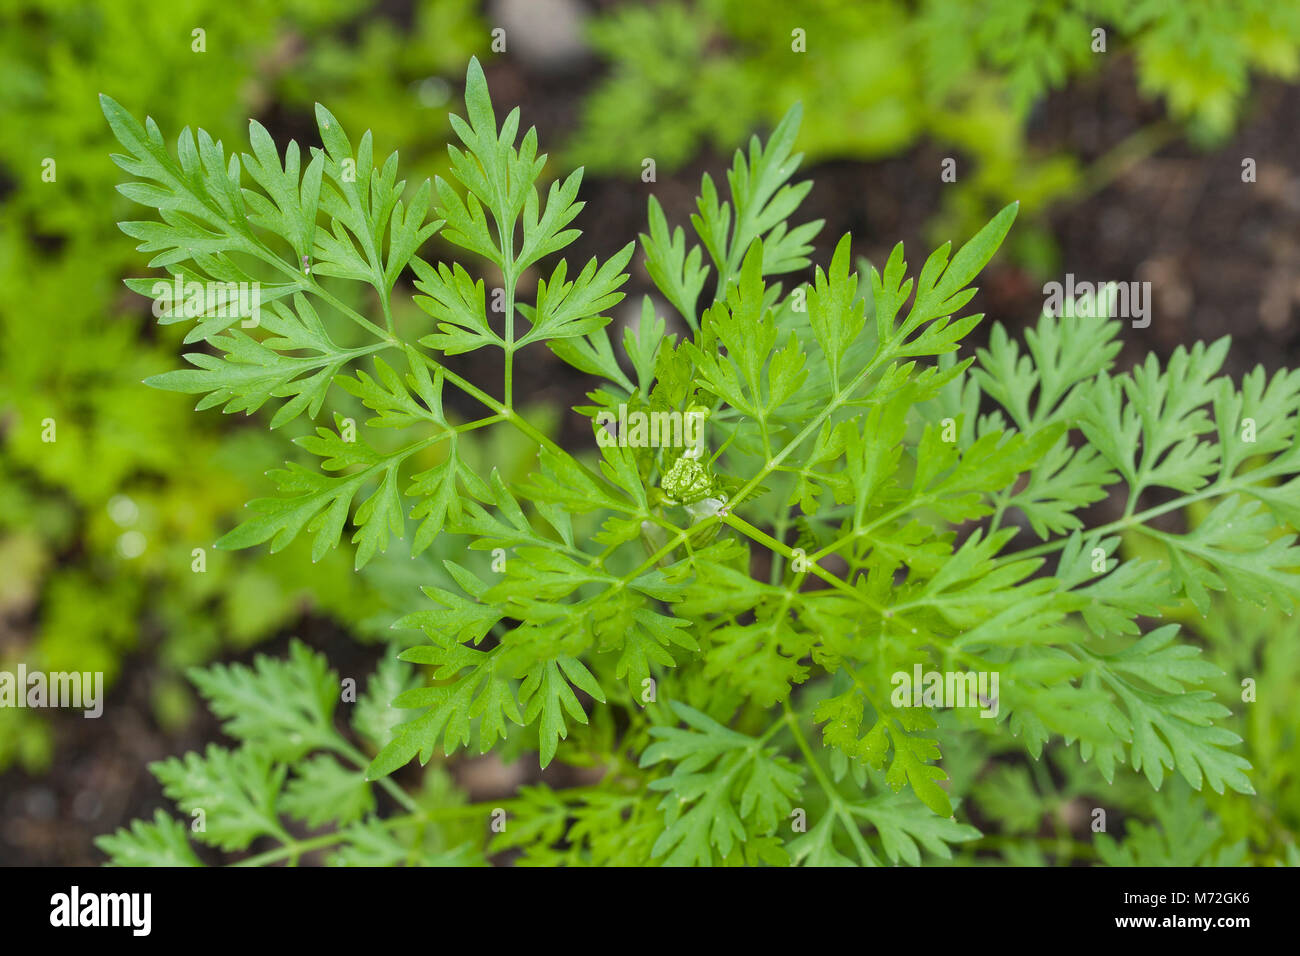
[97,57,1299,866]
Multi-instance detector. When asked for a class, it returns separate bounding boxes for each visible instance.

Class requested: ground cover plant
[0,0,485,772]
[95,57,1300,867]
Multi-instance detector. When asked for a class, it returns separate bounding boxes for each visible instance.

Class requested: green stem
[503,270,516,408]
[768,512,790,585]
[1007,477,1248,564]
[330,739,419,814]
[379,284,395,336]
[724,341,901,520]
[782,700,876,865]
[260,252,394,343]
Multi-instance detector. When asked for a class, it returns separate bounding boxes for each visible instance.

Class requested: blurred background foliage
[0,0,489,770]
[570,0,1300,270]
[1,0,1298,865]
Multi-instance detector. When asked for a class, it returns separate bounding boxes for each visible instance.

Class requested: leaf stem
[329,739,420,814]
[1006,477,1249,564]
[781,699,877,865]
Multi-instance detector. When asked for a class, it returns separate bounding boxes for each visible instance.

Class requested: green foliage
[640,701,803,865]
[0,0,482,770]
[99,641,484,866]
[100,58,1300,867]
[571,0,1300,268]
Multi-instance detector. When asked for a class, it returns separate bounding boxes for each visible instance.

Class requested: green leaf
[187,639,338,761]
[215,413,434,568]
[144,295,365,430]
[241,119,324,263]
[151,745,287,852]
[1150,495,1300,615]
[850,791,980,866]
[1083,626,1255,795]
[641,702,803,865]
[328,821,484,867]
[806,233,865,391]
[412,258,502,354]
[365,639,519,779]
[521,656,606,768]
[96,810,204,867]
[1095,788,1248,866]
[281,755,375,828]
[353,654,421,751]
[640,196,711,329]
[813,693,952,816]
[517,243,635,346]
